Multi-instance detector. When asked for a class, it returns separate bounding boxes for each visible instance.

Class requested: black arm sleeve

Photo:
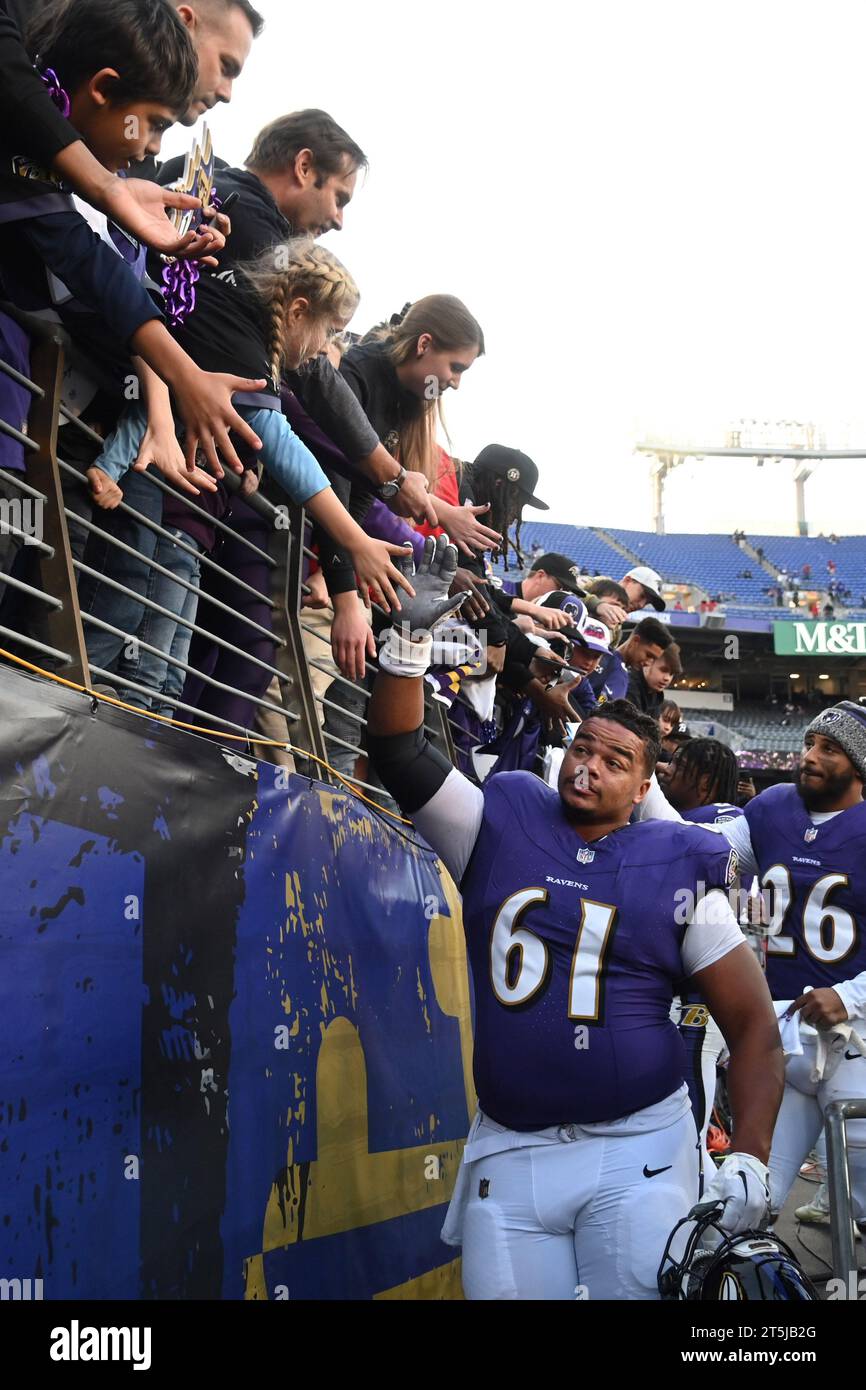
[500,623,544,694]
[0,6,81,170]
[366,724,454,815]
[369,717,485,879]
[312,468,359,599]
[490,588,515,615]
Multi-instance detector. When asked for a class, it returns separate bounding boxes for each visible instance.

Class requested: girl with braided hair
[242,237,358,385]
[88,236,415,717]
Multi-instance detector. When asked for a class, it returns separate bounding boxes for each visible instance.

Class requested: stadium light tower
[637,420,866,534]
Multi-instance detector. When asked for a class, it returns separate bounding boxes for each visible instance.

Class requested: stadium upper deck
[502,523,866,621]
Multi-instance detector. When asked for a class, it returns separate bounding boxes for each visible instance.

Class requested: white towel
[813,1021,866,1083]
[774,1000,804,1057]
[774,998,866,1079]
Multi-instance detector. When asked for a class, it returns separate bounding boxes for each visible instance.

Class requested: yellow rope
[0,645,413,826]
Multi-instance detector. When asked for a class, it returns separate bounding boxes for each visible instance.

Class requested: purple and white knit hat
[806,701,866,781]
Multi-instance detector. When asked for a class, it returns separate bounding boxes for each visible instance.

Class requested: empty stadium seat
[678,702,811,753]
[750,534,866,605]
[493,524,866,614]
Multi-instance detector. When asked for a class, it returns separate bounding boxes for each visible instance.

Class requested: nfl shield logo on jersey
[804,828,818,843]
[576,847,595,864]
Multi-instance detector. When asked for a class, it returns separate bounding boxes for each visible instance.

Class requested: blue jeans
[117,527,202,717]
[78,468,163,672]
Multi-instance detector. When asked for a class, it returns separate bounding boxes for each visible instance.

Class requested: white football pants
[769,1035,866,1223]
[450,1095,699,1300]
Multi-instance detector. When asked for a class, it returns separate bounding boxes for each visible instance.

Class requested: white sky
[163,0,866,535]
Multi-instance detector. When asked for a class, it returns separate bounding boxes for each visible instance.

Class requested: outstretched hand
[392,535,471,633]
[107,179,225,261]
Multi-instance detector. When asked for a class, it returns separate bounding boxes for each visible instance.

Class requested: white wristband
[721,1151,770,1185]
[430,622,486,671]
[378,628,434,678]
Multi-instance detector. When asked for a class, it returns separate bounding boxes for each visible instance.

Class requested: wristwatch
[375,465,407,502]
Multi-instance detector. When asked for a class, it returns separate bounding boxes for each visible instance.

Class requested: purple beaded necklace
[40,65,71,118]
[162,190,222,327]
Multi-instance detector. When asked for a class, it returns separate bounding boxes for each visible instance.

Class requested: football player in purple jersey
[659,737,744,828]
[367,538,783,1300]
[718,704,866,1228]
[659,739,746,1170]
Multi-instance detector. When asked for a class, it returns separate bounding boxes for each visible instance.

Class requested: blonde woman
[88,238,413,714]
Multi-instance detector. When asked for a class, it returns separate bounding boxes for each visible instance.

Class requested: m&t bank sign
[773,621,866,657]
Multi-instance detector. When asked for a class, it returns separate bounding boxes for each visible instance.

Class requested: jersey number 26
[762,866,856,964]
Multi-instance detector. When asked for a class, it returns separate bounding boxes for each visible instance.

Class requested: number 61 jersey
[459,772,740,1132]
[744,783,866,1002]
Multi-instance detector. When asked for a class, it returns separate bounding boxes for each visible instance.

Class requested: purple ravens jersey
[107,220,148,279]
[683,803,744,827]
[745,783,866,1000]
[569,676,600,719]
[460,771,737,1129]
[586,649,629,707]
[676,805,744,1036]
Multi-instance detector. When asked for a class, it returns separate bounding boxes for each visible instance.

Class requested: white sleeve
[834,972,866,1023]
[542,746,564,789]
[681,889,748,977]
[413,767,484,884]
[716,814,758,880]
[633,773,683,822]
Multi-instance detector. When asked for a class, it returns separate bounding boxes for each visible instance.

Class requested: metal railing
[825,1099,866,1283]
[0,329,85,674]
[0,317,454,807]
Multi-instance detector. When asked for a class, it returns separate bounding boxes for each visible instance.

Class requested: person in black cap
[462,443,549,572]
[455,442,552,624]
[448,444,597,743]
[490,558,585,640]
[461,449,580,640]
[505,552,584,599]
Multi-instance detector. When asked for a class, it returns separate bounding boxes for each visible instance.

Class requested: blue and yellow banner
[0,669,472,1300]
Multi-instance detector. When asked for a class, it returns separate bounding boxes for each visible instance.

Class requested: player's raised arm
[685,886,784,1234]
[367,537,484,882]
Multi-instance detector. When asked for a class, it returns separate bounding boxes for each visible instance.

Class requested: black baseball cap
[474,444,549,510]
[532,559,586,596]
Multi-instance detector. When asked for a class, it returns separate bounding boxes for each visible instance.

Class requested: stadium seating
[678,702,812,753]
[750,534,866,604]
[507,524,628,578]
[606,530,774,603]
[501,522,866,614]
[724,606,809,623]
